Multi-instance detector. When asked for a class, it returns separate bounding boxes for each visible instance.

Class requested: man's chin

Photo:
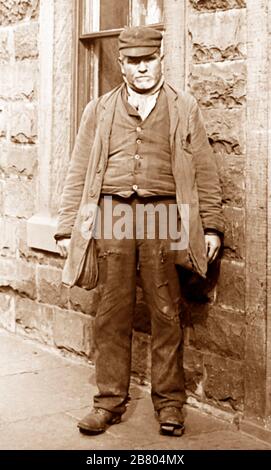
[132,81,156,93]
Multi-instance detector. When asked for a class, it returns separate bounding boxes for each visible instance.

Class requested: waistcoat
[101,88,175,197]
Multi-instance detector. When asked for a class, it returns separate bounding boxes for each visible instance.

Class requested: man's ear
[118,56,124,73]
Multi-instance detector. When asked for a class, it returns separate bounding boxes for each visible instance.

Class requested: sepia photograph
[0,0,271,462]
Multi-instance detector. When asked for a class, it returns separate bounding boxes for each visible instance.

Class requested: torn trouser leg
[138,237,186,411]
[135,196,186,411]
[93,196,136,415]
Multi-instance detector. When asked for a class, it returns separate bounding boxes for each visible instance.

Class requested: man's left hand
[205,234,221,263]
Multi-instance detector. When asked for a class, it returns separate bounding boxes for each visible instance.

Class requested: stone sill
[27,214,59,253]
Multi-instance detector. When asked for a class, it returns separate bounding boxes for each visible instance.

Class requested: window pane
[100,0,129,30]
[82,0,129,33]
[97,37,123,95]
[132,0,163,26]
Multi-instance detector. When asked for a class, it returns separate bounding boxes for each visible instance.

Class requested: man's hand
[205,234,221,263]
[57,238,71,258]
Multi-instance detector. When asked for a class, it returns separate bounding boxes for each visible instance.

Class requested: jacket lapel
[98,84,124,166]
[164,83,179,151]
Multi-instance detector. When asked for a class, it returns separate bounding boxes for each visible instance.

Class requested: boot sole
[160,423,185,437]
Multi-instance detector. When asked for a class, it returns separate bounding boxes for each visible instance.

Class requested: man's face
[119,51,163,93]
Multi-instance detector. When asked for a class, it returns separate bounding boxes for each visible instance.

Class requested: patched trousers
[93,195,186,415]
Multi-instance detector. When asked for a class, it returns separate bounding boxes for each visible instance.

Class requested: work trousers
[93,195,186,415]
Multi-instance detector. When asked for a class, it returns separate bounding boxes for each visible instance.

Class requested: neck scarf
[126,76,164,121]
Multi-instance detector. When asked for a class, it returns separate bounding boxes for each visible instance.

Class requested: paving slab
[0,329,271,450]
[0,371,92,422]
[0,333,75,376]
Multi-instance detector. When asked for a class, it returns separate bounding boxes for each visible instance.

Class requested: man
[55,26,223,437]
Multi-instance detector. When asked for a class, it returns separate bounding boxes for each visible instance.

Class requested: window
[75,0,163,129]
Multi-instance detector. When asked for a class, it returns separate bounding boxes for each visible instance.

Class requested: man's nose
[138,60,148,72]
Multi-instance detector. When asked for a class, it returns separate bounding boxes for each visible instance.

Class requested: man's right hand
[57,238,71,258]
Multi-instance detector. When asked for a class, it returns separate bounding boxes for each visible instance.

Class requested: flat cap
[118,26,162,57]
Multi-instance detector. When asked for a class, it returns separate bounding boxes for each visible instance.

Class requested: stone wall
[182,0,247,416]
[0,0,39,211]
[0,0,40,330]
[0,0,97,359]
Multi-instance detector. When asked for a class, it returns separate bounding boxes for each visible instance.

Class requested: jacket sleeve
[188,98,224,234]
[55,100,97,240]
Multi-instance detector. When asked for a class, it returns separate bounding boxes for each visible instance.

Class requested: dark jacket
[55,83,224,287]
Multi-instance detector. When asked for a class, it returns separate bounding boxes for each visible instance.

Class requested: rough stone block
[183,346,204,396]
[203,353,244,410]
[1,143,37,176]
[69,285,100,316]
[46,255,66,270]
[0,257,36,298]
[223,206,245,259]
[15,298,54,345]
[0,292,15,332]
[0,101,7,138]
[0,64,12,98]
[12,60,38,100]
[243,323,266,417]
[4,177,35,218]
[15,259,37,299]
[15,297,40,330]
[0,181,3,216]
[0,30,10,62]
[218,155,245,207]
[0,217,18,254]
[131,331,151,381]
[0,257,16,286]
[53,307,95,357]
[202,108,245,156]
[13,219,29,256]
[0,0,39,25]
[9,102,37,144]
[37,265,69,309]
[188,306,245,361]
[189,9,246,63]
[216,259,245,311]
[189,0,246,12]
[189,61,246,108]
[14,21,39,60]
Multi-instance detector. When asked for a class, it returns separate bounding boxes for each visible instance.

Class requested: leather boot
[77,408,121,434]
[157,406,185,436]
